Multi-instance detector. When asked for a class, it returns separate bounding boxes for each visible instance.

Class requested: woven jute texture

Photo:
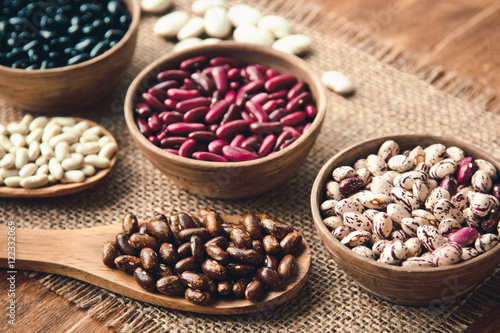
[2,0,500,332]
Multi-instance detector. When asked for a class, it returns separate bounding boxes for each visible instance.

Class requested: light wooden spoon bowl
[0,215,311,314]
[0,118,117,198]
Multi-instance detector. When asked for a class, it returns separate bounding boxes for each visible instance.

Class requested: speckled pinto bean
[320,139,500,267]
[103,208,305,305]
[134,56,317,162]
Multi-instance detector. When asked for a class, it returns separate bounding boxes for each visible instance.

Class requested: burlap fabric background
[2,0,500,331]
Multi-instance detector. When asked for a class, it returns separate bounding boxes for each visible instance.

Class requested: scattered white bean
[227,4,261,27]
[233,25,274,46]
[154,11,190,37]
[204,6,231,38]
[192,0,227,15]
[177,17,205,40]
[257,15,292,38]
[20,174,49,189]
[321,70,355,95]
[141,0,172,13]
[272,34,311,55]
[173,37,203,52]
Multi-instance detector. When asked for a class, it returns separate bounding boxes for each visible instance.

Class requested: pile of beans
[320,140,500,267]
[0,0,131,69]
[134,56,316,162]
[102,208,303,305]
[0,115,117,188]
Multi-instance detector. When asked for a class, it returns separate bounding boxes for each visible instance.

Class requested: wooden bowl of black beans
[0,0,141,113]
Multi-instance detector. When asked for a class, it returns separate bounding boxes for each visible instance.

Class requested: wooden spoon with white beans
[0,216,311,314]
[0,118,117,198]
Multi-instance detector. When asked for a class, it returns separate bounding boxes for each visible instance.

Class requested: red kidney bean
[156,131,168,141]
[230,81,241,90]
[179,139,197,158]
[164,148,179,155]
[168,88,200,101]
[137,118,151,137]
[205,99,231,123]
[268,90,288,100]
[180,56,207,70]
[176,97,211,113]
[209,124,219,132]
[265,74,298,92]
[157,70,190,82]
[235,81,265,106]
[163,98,177,110]
[279,137,297,150]
[160,136,187,148]
[286,92,311,113]
[148,87,168,102]
[188,131,218,142]
[142,92,166,112]
[241,111,256,123]
[211,66,228,93]
[241,135,260,151]
[268,108,287,122]
[208,139,227,154]
[211,90,223,107]
[136,103,153,118]
[153,80,180,92]
[258,134,276,157]
[166,122,207,135]
[224,90,236,104]
[266,68,280,79]
[262,100,278,114]
[246,65,266,81]
[220,104,241,125]
[210,57,243,67]
[245,100,268,123]
[183,106,210,122]
[280,111,307,127]
[230,134,245,148]
[182,78,198,91]
[274,131,294,151]
[222,146,259,161]
[193,151,228,162]
[249,122,284,135]
[303,122,313,133]
[287,81,306,100]
[149,136,159,145]
[250,92,269,105]
[283,126,302,138]
[227,67,241,80]
[147,113,162,132]
[191,72,216,95]
[216,120,251,140]
[305,104,317,118]
[275,99,286,109]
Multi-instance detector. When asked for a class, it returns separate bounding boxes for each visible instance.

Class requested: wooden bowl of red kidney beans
[124,42,327,199]
[0,0,141,113]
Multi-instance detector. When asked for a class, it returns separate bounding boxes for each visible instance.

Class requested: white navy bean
[192,0,227,15]
[61,153,84,171]
[61,170,85,183]
[7,122,29,135]
[20,174,49,189]
[201,37,221,45]
[40,143,54,159]
[97,136,111,148]
[29,116,49,131]
[54,142,70,162]
[48,158,64,180]
[0,135,12,151]
[48,174,57,183]
[73,121,90,134]
[99,142,118,160]
[15,148,29,169]
[82,126,102,137]
[19,114,34,128]
[0,168,19,179]
[26,127,43,145]
[28,141,40,161]
[48,132,79,148]
[0,124,7,136]
[76,142,101,156]
[36,164,49,175]
[10,133,26,147]
[47,117,76,127]
[228,4,262,27]
[41,124,62,143]
[272,34,311,55]
[80,164,96,177]
[19,163,37,178]
[4,176,21,187]
[80,134,100,143]
[0,153,15,169]
[233,25,274,45]
[84,155,110,169]
[35,155,48,166]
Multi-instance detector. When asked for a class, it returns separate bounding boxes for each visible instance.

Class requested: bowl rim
[124,41,327,169]
[311,133,500,274]
[0,0,141,74]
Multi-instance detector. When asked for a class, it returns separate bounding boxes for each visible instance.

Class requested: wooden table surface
[2,0,500,332]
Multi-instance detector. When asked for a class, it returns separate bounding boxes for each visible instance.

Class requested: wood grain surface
[2,0,500,331]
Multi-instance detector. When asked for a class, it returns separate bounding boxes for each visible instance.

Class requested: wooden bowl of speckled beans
[311,134,500,306]
[124,42,327,199]
[0,0,141,113]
